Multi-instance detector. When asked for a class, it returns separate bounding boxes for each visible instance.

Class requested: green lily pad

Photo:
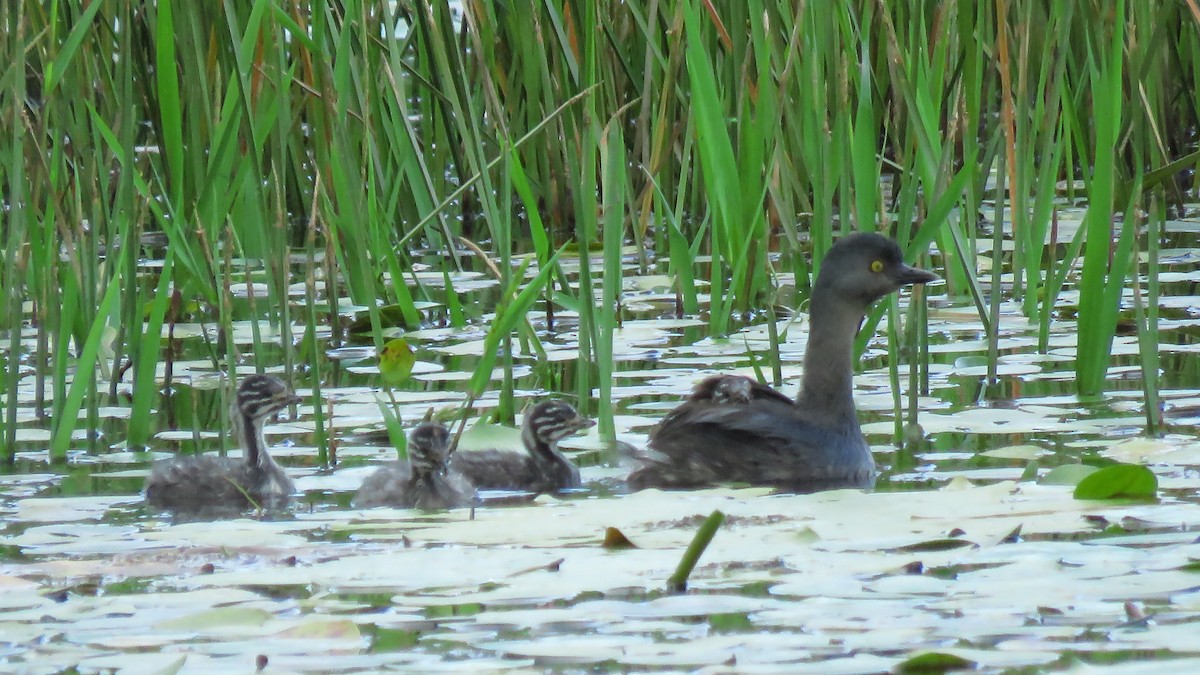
[1073,464,1158,500]
[897,650,976,672]
[1039,464,1099,486]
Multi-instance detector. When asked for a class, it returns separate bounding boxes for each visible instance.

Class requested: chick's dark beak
[892,263,939,287]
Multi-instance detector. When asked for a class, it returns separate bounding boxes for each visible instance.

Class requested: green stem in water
[667,510,726,593]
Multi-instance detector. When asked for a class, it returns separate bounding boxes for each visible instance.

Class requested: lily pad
[1073,464,1158,500]
[897,650,976,672]
[980,445,1047,461]
[1039,464,1099,486]
[157,607,273,631]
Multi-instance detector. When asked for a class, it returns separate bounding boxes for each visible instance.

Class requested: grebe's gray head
[814,232,938,308]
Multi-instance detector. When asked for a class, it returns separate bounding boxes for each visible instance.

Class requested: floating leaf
[511,558,565,576]
[348,303,422,333]
[998,524,1023,544]
[895,538,976,553]
[981,444,1047,461]
[1039,464,1099,486]
[952,355,990,369]
[157,607,272,631]
[602,527,638,550]
[1073,464,1158,500]
[275,618,362,641]
[897,651,976,672]
[1019,460,1039,482]
[378,339,416,386]
[794,526,821,544]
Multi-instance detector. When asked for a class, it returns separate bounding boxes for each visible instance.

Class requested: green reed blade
[154,0,184,209]
[467,247,566,399]
[442,269,466,329]
[42,0,104,94]
[126,251,175,449]
[597,120,628,439]
[987,149,1006,385]
[681,2,741,335]
[1075,1,1126,396]
[50,252,128,461]
[666,218,699,317]
[2,1,28,463]
[508,145,551,265]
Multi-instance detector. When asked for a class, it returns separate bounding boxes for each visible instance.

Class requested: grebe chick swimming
[451,400,594,493]
[145,374,300,515]
[628,232,938,493]
[354,422,475,509]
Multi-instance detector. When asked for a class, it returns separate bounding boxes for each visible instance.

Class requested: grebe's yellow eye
[870,259,884,273]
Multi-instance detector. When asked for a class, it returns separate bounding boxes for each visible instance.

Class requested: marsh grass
[2,1,1197,462]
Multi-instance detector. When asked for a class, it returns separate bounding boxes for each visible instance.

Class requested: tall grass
[1074,0,1130,397]
[2,1,1197,462]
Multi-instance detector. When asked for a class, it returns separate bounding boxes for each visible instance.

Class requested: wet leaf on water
[325,346,377,362]
[511,558,565,576]
[998,524,1023,544]
[941,475,975,490]
[1073,464,1158,500]
[1019,460,1039,482]
[1100,436,1200,465]
[89,469,152,479]
[603,527,638,550]
[794,526,821,543]
[980,444,1047,461]
[378,338,416,386]
[157,607,273,631]
[894,538,977,553]
[896,650,976,672]
[952,355,989,369]
[347,304,421,333]
[455,420,523,451]
[0,577,41,596]
[79,653,188,675]
[624,274,675,292]
[1038,464,1099,486]
[274,618,362,641]
[15,496,142,523]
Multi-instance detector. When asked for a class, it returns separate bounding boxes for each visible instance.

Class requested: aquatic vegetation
[1,1,1199,670]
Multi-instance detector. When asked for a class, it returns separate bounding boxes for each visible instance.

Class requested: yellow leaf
[378,338,415,386]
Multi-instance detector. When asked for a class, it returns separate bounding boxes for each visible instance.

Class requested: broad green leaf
[897,651,976,673]
[1073,464,1158,500]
